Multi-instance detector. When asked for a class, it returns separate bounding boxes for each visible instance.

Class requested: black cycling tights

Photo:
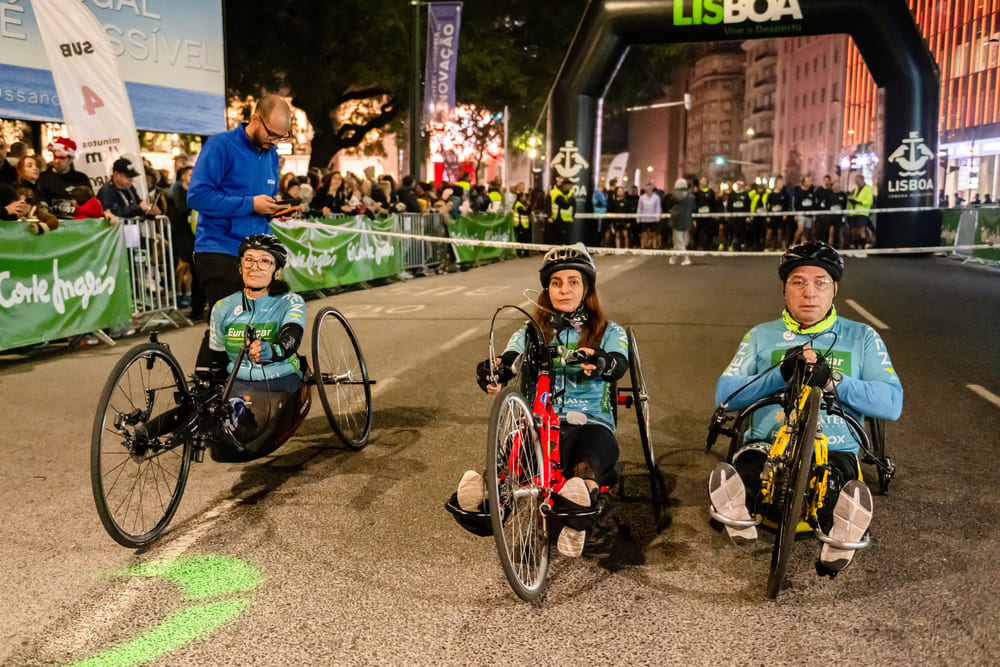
[559,423,620,488]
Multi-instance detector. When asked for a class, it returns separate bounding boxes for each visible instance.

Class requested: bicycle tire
[312,306,372,449]
[867,417,892,493]
[766,389,819,599]
[627,327,654,473]
[90,342,194,548]
[486,386,550,601]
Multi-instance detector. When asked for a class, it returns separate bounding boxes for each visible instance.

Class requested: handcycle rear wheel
[626,327,654,473]
[865,417,893,493]
[90,342,193,548]
[766,390,820,599]
[486,386,550,601]
[312,306,372,449]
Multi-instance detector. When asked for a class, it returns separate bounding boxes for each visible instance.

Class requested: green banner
[272,216,401,291]
[449,213,515,263]
[940,208,961,244]
[973,207,1000,261]
[0,218,131,351]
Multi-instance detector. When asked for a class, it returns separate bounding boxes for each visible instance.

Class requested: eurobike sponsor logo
[0,259,116,314]
[886,130,935,197]
[672,0,803,27]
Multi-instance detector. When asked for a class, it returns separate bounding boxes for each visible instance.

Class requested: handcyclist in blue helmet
[708,241,903,576]
[195,234,307,458]
[452,243,630,558]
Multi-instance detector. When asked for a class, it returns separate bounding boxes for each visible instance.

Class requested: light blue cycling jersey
[209,290,307,381]
[715,307,903,454]
[505,321,629,432]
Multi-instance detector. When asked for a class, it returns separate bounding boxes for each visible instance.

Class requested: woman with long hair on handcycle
[194,234,307,459]
[708,242,903,576]
[453,243,630,558]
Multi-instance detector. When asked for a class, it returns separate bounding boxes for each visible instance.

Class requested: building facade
[773,35,850,189]
[685,43,745,183]
[845,0,1000,204]
[740,39,778,185]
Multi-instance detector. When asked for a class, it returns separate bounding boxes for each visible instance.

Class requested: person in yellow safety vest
[549,178,575,244]
[488,178,503,212]
[846,173,875,249]
[512,185,531,256]
[747,181,771,250]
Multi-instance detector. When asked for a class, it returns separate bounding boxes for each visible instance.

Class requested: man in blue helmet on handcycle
[708,241,903,576]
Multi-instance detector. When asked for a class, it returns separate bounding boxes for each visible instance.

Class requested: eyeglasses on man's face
[258,115,290,142]
[241,256,275,270]
[787,276,834,291]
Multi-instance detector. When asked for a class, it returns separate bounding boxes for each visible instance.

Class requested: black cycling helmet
[779,241,844,282]
[539,242,596,287]
[238,234,288,269]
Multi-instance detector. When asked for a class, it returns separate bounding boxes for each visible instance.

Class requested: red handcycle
[448,306,664,601]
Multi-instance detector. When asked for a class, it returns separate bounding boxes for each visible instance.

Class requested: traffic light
[715,156,726,165]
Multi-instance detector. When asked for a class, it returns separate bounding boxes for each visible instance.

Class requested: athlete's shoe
[669,254,677,265]
[681,256,692,266]
[708,462,757,545]
[556,477,591,557]
[717,243,725,251]
[819,479,873,572]
[456,470,486,512]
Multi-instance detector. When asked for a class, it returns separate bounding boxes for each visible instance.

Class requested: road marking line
[968,384,1000,408]
[844,298,889,330]
[373,326,482,397]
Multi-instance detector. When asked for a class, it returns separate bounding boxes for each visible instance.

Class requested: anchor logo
[550,140,590,182]
[887,131,935,177]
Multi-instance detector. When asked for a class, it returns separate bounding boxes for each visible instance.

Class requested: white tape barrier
[281,219,994,259]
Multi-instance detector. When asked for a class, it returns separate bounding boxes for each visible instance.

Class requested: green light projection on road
[68,555,262,667]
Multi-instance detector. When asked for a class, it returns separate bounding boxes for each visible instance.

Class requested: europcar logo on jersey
[886,130,935,197]
[673,0,803,25]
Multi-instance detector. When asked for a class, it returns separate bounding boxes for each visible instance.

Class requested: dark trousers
[736,448,859,531]
[194,252,242,322]
[559,423,620,487]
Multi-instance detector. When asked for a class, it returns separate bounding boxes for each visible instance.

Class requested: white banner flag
[31,0,147,201]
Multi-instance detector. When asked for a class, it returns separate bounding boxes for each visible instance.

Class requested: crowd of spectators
[584,173,882,252]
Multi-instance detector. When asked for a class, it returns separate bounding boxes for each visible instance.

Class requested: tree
[225,1,691,168]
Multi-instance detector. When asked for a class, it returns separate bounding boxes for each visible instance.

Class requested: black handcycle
[90,306,373,548]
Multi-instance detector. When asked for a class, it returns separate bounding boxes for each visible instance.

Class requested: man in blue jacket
[188,95,292,319]
[708,242,902,577]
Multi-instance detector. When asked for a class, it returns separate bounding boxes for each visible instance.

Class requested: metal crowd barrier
[122,215,189,329]
[395,211,446,274]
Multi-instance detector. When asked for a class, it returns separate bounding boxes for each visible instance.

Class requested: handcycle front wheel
[90,342,194,548]
[312,306,373,450]
[486,386,550,602]
[766,389,820,599]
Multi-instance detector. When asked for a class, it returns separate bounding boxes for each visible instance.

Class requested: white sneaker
[556,477,591,557]
[456,470,486,512]
[681,256,691,266]
[669,255,677,265]
[820,479,873,571]
[708,463,757,545]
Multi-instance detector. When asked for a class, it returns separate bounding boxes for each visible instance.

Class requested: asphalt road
[1,252,998,666]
